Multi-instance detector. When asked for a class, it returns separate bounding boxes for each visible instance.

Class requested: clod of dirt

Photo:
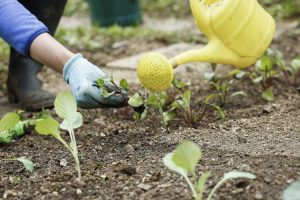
[113,163,137,176]
[138,183,151,191]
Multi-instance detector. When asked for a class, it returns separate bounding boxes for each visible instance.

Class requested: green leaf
[222,171,256,181]
[146,93,159,108]
[172,78,190,89]
[198,171,211,198]
[207,171,256,200]
[163,111,176,126]
[96,79,105,88]
[128,93,143,107]
[172,141,202,173]
[282,181,300,200]
[0,112,20,132]
[163,153,188,177]
[54,92,77,120]
[60,112,83,130]
[291,59,300,73]
[35,118,60,139]
[207,104,225,119]
[252,76,263,83]
[231,91,247,97]
[262,88,274,102]
[119,79,129,91]
[16,157,34,173]
[204,72,215,81]
[182,90,191,106]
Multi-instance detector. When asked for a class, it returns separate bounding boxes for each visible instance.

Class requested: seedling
[281,57,300,86]
[200,94,225,120]
[35,92,83,180]
[163,141,256,200]
[128,93,147,120]
[205,64,246,107]
[2,157,34,173]
[250,49,281,101]
[282,181,300,200]
[171,90,196,125]
[146,92,176,127]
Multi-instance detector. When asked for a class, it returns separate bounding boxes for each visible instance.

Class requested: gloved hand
[63,54,128,109]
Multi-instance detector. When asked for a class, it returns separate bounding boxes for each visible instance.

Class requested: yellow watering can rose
[138,0,276,92]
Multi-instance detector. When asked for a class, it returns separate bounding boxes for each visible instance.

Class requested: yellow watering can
[137,0,276,92]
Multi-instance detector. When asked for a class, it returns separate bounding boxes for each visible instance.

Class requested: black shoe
[7,56,55,111]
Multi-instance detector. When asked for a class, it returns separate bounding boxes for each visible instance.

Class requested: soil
[0,19,300,200]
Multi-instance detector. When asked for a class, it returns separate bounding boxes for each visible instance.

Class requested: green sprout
[35,92,83,180]
[2,157,34,173]
[171,90,196,125]
[205,64,246,107]
[163,141,256,200]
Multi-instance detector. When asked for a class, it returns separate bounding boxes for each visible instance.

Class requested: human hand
[63,54,128,109]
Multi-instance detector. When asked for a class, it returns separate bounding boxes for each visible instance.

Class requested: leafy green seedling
[119,79,129,91]
[163,141,256,200]
[250,49,282,101]
[96,79,115,98]
[199,94,225,120]
[2,157,34,173]
[35,92,83,180]
[206,64,246,107]
[282,181,300,200]
[146,92,176,127]
[128,93,147,120]
[172,90,196,125]
[281,58,300,85]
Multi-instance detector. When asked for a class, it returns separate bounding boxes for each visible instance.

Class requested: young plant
[146,92,176,127]
[282,181,300,200]
[2,157,34,173]
[128,93,147,120]
[35,92,83,180]
[171,90,196,125]
[205,64,246,107]
[200,94,225,120]
[250,49,282,101]
[163,141,256,200]
[281,57,300,86]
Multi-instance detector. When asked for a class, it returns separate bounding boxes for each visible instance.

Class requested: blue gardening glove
[63,54,128,109]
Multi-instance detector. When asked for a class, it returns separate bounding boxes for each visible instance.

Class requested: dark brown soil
[1,20,300,200]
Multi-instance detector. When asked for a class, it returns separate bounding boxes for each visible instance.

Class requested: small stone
[3,190,16,199]
[138,183,151,191]
[60,188,66,192]
[125,144,134,153]
[254,193,263,199]
[264,176,271,183]
[231,188,244,194]
[76,189,82,195]
[60,159,68,167]
[52,191,58,195]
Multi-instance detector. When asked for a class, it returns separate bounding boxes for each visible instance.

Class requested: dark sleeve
[0,0,49,56]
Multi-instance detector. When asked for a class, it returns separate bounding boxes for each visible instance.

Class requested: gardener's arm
[0,0,127,109]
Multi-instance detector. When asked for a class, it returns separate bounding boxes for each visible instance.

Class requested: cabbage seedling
[282,181,300,200]
[2,157,34,173]
[163,141,256,200]
[35,92,83,180]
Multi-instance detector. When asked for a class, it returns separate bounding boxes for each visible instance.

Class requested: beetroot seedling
[171,90,196,125]
[163,141,256,200]
[35,92,83,180]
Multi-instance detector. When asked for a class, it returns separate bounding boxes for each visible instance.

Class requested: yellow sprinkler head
[137,53,174,92]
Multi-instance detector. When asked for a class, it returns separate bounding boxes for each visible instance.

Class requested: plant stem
[207,179,225,200]
[184,175,199,200]
[155,93,166,127]
[69,129,81,180]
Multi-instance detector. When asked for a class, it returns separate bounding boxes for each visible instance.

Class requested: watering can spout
[170,0,276,69]
[170,39,257,69]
